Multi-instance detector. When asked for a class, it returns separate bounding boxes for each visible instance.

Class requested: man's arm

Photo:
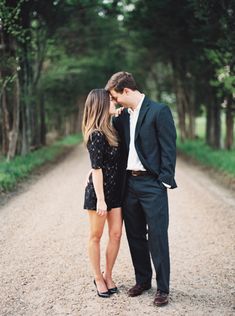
[156,105,177,188]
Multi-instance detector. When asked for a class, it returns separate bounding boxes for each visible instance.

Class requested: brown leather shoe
[128,283,151,297]
[154,290,169,306]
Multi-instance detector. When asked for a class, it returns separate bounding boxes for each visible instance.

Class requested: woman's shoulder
[89,130,106,143]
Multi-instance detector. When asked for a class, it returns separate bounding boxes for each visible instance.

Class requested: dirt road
[0,143,234,316]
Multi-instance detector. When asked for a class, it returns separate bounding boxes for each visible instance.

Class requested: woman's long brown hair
[82,89,118,147]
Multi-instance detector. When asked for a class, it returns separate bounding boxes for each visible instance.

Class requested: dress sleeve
[87,131,106,169]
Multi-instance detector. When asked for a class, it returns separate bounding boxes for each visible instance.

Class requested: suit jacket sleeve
[112,115,128,202]
[156,106,177,187]
[112,116,118,132]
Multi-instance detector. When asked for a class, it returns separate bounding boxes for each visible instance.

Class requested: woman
[82,89,122,298]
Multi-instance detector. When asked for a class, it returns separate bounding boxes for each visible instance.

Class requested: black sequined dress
[84,131,122,211]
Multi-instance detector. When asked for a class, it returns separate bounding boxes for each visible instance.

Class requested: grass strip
[177,139,235,178]
[0,134,83,192]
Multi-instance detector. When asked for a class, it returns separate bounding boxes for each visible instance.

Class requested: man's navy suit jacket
[113,96,177,191]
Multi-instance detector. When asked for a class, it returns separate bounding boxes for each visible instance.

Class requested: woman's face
[109,97,117,115]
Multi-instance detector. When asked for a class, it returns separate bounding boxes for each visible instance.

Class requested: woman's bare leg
[88,210,108,292]
[104,207,122,288]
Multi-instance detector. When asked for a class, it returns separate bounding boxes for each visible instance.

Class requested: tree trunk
[205,88,221,149]
[188,89,196,139]
[171,56,197,141]
[39,93,46,146]
[225,96,234,150]
[1,84,10,155]
[7,72,20,160]
[172,73,187,141]
[77,96,86,133]
[171,54,198,141]
[0,29,10,155]
[20,102,29,155]
[150,67,162,101]
[19,42,33,155]
[31,26,47,148]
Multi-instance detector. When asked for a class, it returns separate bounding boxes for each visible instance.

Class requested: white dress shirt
[127,94,146,171]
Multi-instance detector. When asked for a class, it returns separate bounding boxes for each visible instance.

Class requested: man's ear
[123,87,131,95]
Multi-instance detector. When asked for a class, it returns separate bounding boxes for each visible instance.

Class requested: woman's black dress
[84,131,122,211]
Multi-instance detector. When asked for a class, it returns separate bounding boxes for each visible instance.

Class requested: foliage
[1,0,234,172]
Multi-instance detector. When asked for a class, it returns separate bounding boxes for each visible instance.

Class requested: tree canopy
[0,0,234,160]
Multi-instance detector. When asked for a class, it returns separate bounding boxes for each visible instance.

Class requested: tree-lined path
[0,144,234,316]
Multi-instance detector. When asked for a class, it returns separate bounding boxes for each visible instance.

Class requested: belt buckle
[131,170,139,176]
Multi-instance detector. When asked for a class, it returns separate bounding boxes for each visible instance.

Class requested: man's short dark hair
[105,71,137,93]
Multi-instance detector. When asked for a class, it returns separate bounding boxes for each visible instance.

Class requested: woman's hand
[114,106,124,117]
[96,199,107,216]
[85,169,92,186]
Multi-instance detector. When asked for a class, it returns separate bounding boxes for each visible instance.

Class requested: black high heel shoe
[108,286,118,295]
[102,272,118,294]
[94,280,110,298]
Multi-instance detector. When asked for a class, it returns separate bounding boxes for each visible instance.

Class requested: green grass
[176,113,235,178]
[0,133,83,192]
[177,139,235,177]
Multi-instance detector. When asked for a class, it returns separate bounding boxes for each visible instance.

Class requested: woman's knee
[90,231,103,243]
[109,229,122,242]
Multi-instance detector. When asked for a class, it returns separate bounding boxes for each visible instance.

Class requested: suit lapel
[123,110,130,148]
[135,97,150,140]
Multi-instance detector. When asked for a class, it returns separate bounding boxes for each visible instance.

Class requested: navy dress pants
[123,174,170,294]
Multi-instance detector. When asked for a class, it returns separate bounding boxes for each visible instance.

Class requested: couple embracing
[82,71,177,307]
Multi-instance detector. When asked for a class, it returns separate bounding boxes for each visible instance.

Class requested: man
[105,71,177,307]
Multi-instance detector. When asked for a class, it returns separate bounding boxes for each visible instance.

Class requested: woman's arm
[87,131,107,215]
[92,168,107,216]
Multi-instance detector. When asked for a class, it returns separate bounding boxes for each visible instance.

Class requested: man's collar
[128,94,145,114]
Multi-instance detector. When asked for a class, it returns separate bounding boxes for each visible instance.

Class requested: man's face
[109,89,129,107]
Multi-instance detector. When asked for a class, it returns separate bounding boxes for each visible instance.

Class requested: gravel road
[0,143,234,316]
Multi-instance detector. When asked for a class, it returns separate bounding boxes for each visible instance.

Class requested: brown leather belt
[128,170,150,177]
